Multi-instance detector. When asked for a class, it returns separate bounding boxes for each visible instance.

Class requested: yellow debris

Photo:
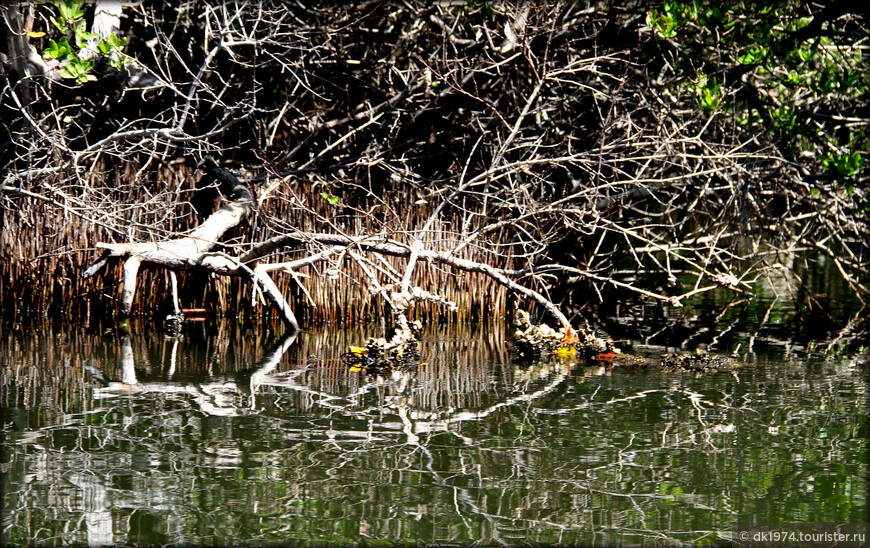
[348,345,368,357]
[554,346,577,358]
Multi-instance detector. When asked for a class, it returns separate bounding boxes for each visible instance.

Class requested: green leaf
[54,0,85,25]
[49,15,65,32]
[58,65,76,79]
[43,37,73,60]
[320,192,340,206]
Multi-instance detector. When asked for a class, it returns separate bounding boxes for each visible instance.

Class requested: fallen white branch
[82,157,299,331]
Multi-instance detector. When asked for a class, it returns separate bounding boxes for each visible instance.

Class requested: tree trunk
[2,4,46,106]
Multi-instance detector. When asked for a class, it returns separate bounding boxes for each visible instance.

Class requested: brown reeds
[2,158,190,321]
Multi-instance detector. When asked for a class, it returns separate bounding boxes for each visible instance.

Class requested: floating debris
[342,338,422,375]
[512,310,614,359]
[591,348,742,371]
[511,311,744,372]
[343,319,424,375]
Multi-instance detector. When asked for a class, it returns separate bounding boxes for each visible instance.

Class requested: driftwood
[81,156,576,333]
[82,156,299,331]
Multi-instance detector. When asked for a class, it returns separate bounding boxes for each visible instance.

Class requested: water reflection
[1,322,867,546]
[91,330,298,416]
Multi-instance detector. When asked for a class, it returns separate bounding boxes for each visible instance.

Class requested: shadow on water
[1,320,867,546]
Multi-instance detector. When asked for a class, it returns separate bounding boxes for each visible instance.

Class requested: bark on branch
[82,157,299,331]
[243,231,571,329]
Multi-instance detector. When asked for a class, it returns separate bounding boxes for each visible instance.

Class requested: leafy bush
[41,0,128,84]
[644,1,867,194]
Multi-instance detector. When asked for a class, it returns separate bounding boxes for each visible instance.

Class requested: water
[1,321,867,546]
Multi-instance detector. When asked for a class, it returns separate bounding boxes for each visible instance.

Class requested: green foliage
[646,1,695,38]
[96,33,129,72]
[646,1,868,194]
[49,0,85,33]
[74,26,98,49]
[738,44,768,66]
[43,32,94,83]
[823,150,864,179]
[692,74,722,111]
[40,0,130,85]
[320,192,340,206]
[42,37,73,61]
[58,55,95,84]
[769,105,797,141]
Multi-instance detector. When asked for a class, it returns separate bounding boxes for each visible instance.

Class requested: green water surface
[1,322,867,546]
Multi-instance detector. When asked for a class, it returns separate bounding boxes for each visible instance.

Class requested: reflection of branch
[64,471,113,546]
[247,331,298,397]
[423,367,571,430]
[820,306,868,355]
[262,359,586,446]
[93,331,297,416]
[120,334,137,385]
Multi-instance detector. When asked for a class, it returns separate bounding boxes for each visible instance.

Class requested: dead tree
[82,156,299,331]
